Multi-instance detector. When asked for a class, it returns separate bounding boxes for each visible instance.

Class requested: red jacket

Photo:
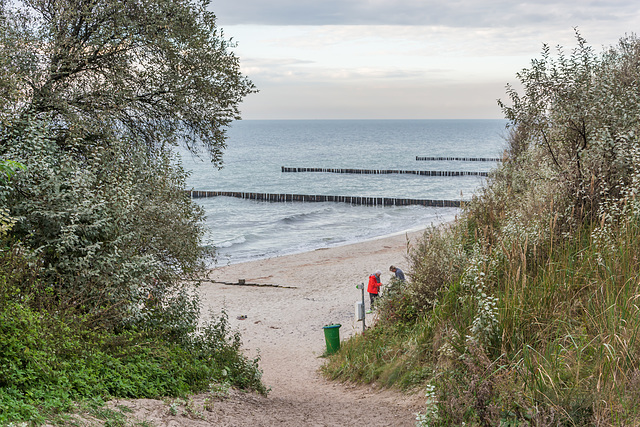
[367,274,381,294]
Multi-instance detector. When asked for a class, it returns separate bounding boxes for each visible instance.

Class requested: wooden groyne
[416,156,501,162]
[281,166,488,177]
[209,280,297,289]
[189,190,461,207]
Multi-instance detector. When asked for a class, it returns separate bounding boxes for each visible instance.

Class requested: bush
[406,224,467,314]
[0,249,266,425]
[0,302,266,424]
[376,281,418,325]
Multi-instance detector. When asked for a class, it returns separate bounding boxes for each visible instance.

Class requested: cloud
[213,1,639,119]
[212,0,640,28]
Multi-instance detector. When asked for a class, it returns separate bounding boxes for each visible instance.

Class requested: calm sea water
[179,119,507,265]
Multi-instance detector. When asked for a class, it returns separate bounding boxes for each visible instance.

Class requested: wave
[277,205,335,223]
[279,210,323,224]
[207,235,246,249]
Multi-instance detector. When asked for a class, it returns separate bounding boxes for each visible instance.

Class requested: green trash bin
[322,324,341,355]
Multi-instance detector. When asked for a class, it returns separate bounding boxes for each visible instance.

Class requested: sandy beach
[111,229,428,426]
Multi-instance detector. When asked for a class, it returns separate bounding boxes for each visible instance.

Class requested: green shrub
[0,252,265,425]
[0,305,266,424]
[405,224,467,314]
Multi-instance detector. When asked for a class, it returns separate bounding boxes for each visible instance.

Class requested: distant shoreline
[235,118,508,122]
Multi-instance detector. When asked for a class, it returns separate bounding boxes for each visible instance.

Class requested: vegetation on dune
[323,31,640,426]
[0,0,264,424]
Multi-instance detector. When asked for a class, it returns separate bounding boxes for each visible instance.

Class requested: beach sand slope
[108,230,426,426]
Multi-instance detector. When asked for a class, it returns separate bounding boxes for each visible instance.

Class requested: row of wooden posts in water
[189,191,462,207]
[416,156,502,162]
[280,166,488,177]
[188,157,502,207]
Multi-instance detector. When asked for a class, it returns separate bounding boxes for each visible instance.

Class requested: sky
[209,0,640,120]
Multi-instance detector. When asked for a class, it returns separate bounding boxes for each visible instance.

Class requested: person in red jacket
[368,270,382,307]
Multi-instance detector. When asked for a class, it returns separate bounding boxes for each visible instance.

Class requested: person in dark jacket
[389,265,405,281]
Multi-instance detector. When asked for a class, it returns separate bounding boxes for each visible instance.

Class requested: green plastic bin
[322,324,341,355]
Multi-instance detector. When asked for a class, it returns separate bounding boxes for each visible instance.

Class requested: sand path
[110,230,427,426]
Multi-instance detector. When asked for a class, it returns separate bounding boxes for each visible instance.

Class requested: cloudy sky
[209,1,639,120]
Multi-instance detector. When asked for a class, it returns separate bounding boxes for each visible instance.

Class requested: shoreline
[204,227,426,294]
[210,214,456,267]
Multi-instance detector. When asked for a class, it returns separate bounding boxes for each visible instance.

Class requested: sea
[178,119,508,266]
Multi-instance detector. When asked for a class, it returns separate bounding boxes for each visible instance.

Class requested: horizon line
[235,117,508,121]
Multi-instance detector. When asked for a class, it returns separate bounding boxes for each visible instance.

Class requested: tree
[1,0,255,165]
[0,159,24,237]
[0,0,254,327]
[0,4,269,416]
[3,124,209,327]
[498,31,640,225]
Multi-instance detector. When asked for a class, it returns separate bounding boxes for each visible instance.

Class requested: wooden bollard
[416,156,501,162]
[280,166,487,177]
[188,191,462,208]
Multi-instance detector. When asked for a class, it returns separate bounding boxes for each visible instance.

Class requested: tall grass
[324,35,640,425]
[323,204,640,425]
